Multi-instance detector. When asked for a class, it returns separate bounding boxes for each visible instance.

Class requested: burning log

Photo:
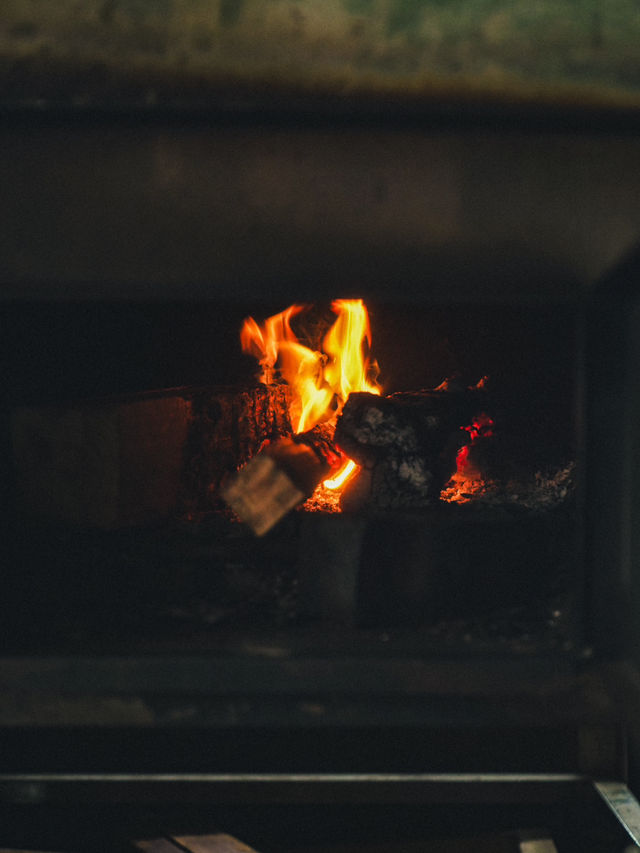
[181,383,292,516]
[222,379,488,533]
[221,422,344,536]
[335,380,487,511]
[225,299,381,532]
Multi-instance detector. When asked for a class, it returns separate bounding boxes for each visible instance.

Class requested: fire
[441,412,495,503]
[241,300,380,489]
[322,458,358,490]
[456,412,494,471]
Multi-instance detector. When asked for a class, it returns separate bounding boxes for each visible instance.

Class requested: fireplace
[5,296,581,642]
[3,103,640,851]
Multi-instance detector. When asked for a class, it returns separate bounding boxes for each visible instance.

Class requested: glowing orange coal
[241,300,380,489]
[441,412,495,503]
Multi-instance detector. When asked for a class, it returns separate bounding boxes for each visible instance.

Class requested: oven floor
[3,505,579,660]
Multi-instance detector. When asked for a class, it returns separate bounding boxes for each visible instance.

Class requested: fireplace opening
[3,298,581,656]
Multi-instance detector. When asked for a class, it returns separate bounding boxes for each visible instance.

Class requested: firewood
[221,423,343,536]
[11,384,291,529]
[335,382,486,511]
[180,383,292,515]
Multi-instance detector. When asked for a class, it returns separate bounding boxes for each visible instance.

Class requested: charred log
[335,383,486,511]
[181,383,292,516]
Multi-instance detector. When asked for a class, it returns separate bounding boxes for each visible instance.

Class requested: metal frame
[0,772,592,805]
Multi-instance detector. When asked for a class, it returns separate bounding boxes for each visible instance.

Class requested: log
[221,423,343,536]
[180,383,292,515]
[334,382,486,511]
[11,384,291,528]
[11,390,190,529]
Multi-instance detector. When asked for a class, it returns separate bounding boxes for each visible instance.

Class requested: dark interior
[2,299,581,653]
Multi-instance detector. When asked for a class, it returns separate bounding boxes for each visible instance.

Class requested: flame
[323,458,358,490]
[241,299,380,490]
[323,299,380,404]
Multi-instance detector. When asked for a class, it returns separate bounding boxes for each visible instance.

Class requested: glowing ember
[442,412,495,502]
[456,412,494,471]
[241,300,380,491]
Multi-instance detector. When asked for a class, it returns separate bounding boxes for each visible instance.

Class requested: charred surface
[335,385,486,511]
[221,423,344,536]
[182,384,292,518]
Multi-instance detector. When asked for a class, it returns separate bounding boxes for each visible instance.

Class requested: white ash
[397,458,431,490]
[441,461,576,509]
[359,408,418,451]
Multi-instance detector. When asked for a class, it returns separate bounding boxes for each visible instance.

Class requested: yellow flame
[323,459,359,490]
[241,299,380,490]
[323,299,379,401]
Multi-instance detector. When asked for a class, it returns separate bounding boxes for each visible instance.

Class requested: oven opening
[4,298,582,657]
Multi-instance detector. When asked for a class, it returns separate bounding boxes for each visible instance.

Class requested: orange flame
[241,300,380,489]
[323,458,358,490]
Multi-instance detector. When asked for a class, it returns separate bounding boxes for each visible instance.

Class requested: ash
[303,460,576,514]
[440,461,576,510]
[423,595,573,653]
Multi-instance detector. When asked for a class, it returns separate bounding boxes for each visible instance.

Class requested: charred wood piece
[221,423,344,537]
[335,384,485,511]
[181,383,292,515]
